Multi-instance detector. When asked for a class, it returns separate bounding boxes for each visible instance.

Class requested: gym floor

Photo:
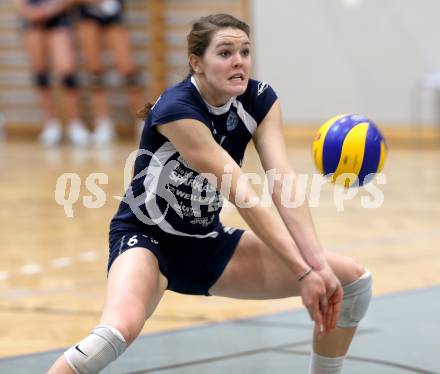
[0,139,439,373]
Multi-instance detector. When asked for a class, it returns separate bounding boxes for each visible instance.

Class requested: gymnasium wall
[0,0,247,130]
[0,0,150,128]
[3,0,439,130]
[251,0,440,127]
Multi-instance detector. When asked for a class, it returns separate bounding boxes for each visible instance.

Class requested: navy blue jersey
[78,0,124,22]
[111,76,277,238]
[21,0,72,29]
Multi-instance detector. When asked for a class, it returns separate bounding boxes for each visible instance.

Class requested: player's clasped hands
[298,265,343,336]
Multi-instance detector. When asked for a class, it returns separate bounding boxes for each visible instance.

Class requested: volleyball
[312,114,387,188]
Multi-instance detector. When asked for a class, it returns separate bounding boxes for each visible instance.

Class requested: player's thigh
[100,247,168,344]
[104,25,135,74]
[48,28,76,74]
[209,231,299,299]
[23,28,48,71]
[324,250,365,286]
[76,21,104,70]
[209,231,365,299]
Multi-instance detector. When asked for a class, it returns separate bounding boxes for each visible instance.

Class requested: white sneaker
[39,120,62,147]
[67,120,89,147]
[93,118,116,147]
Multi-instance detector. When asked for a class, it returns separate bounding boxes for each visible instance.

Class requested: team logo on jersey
[226,111,238,131]
[122,150,184,226]
[257,81,268,96]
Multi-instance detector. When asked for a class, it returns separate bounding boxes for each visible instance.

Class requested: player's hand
[325,282,343,332]
[314,264,343,332]
[298,270,327,335]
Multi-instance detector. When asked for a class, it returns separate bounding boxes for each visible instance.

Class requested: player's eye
[219,50,231,58]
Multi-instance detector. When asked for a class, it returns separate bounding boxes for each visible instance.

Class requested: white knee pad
[64,325,127,374]
[337,270,372,328]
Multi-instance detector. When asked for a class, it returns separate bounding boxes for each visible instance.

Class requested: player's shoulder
[155,77,200,109]
[242,78,273,99]
[239,79,277,110]
[237,79,278,124]
[149,77,209,125]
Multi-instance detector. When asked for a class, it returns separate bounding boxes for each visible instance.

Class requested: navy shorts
[108,225,245,296]
[78,1,124,27]
[21,13,71,30]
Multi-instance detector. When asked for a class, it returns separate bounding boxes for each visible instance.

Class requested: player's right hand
[298,270,327,335]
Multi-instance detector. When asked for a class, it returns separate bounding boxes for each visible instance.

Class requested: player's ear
[189,54,203,74]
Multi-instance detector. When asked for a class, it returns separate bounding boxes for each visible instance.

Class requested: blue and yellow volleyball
[312,114,387,188]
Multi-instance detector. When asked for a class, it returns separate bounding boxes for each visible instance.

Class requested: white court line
[51,257,72,269]
[0,250,101,282]
[79,250,98,262]
[3,226,437,281]
[19,264,43,275]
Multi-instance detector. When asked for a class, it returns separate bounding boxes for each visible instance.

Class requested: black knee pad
[61,74,78,89]
[124,71,143,87]
[89,71,106,89]
[34,72,51,88]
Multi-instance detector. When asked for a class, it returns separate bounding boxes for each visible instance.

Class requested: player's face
[198,28,251,103]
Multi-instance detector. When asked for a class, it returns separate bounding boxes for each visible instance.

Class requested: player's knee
[123,71,142,87]
[64,325,127,374]
[337,269,372,328]
[61,74,78,89]
[89,71,106,89]
[109,320,140,345]
[349,258,366,282]
[33,71,51,88]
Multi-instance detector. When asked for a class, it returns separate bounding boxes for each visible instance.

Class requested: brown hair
[138,14,250,119]
[136,103,153,120]
[187,14,251,74]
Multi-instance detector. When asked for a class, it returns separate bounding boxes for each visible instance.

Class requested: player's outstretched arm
[157,119,328,327]
[253,100,342,331]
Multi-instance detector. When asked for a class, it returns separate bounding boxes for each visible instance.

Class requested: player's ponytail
[136,102,153,120]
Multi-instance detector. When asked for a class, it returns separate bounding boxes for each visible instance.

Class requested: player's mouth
[228,73,245,82]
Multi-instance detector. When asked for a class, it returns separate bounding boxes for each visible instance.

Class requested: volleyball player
[48,14,371,374]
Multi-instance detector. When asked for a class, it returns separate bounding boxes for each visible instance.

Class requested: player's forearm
[194,156,310,276]
[235,199,311,276]
[271,176,328,270]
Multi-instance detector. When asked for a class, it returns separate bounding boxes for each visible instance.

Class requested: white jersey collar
[190,76,235,115]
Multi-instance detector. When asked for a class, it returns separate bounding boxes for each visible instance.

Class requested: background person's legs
[105,24,145,137]
[76,20,116,146]
[49,27,89,147]
[23,28,61,146]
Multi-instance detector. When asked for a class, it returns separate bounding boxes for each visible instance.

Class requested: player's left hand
[314,264,343,333]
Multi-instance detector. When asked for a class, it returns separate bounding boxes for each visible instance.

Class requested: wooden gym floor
[0,135,439,372]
